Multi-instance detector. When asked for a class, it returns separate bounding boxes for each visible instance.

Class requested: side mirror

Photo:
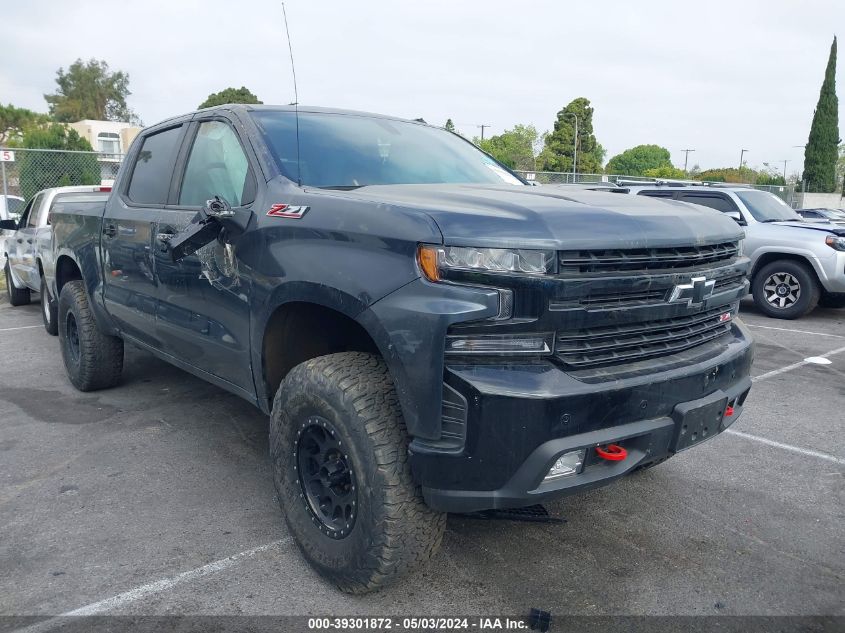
[725,210,745,225]
[164,196,251,262]
[0,219,17,231]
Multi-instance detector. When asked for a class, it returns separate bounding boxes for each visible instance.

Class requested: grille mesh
[555,307,733,369]
[559,242,739,274]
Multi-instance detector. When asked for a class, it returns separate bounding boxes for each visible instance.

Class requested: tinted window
[127,126,183,204]
[179,121,253,207]
[252,111,524,188]
[735,190,800,222]
[17,199,34,228]
[678,193,738,213]
[638,190,675,198]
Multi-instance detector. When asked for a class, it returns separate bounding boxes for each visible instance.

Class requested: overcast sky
[2,0,842,174]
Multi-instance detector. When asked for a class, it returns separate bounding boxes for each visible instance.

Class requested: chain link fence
[0,148,124,210]
[513,170,797,206]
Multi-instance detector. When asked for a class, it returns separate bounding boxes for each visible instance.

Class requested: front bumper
[411,321,754,513]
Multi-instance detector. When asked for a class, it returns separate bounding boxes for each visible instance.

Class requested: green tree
[474,124,540,170]
[642,165,687,179]
[802,37,840,193]
[444,118,456,132]
[0,104,51,144]
[538,98,604,173]
[17,124,100,199]
[606,145,673,176]
[697,167,760,183]
[198,87,263,109]
[835,143,845,191]
[44,59,138,123]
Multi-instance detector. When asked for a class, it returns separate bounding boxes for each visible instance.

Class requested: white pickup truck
[2,186,111,333]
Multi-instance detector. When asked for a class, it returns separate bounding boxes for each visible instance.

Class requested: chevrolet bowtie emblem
[669,276,716,307]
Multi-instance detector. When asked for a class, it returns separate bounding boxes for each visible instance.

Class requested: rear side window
[27,193,45,227]
[638,190,675,198]
[678,193,738,213]
[127,126,183,204]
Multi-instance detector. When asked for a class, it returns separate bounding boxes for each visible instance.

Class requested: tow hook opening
[595,444,627,462]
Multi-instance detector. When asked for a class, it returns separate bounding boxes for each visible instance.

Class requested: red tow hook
[725,405,735,417]
[595,444,627,461]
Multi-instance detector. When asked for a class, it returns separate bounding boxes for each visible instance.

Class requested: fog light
[543,449,586,481]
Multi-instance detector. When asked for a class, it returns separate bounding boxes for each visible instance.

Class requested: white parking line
[745,323,845,339]
[752,345,845,382]
[0,325,41,332]
[16,539,289,632]
[725,429,845,466]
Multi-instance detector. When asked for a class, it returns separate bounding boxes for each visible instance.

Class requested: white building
[68,120,141,183]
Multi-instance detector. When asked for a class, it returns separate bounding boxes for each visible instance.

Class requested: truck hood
[768,220,845,236]
[331,184,743,249]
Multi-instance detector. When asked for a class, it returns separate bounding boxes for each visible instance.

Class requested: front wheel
[270,352,446,594]
[752,260,820,320]
[5,262,30,306]
[58,280,124,391]
[41,276,58,335]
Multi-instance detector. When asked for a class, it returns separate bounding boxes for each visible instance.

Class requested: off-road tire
[818,292,845,309]
[270,352,446,594]
[752,260,820,320]
[5,262,30,306]
[41,276,58,335]
[58,280,123,391]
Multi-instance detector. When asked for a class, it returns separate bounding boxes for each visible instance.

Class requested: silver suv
[620,184,845,319]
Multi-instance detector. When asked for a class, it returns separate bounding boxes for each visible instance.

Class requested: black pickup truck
[48,105,754,593]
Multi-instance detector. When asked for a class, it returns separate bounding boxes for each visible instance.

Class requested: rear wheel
[4,262,30,306]
[58,280,123,391]
[752,260,820,320]
[270,352,446,593]
[41,276,58,335]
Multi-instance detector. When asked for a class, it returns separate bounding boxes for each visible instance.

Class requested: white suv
[621,184,845,319]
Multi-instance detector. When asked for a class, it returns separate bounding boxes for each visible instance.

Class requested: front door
[101,124,185,347]
[153,118,256,392]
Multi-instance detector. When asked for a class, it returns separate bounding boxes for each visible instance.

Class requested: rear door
[102,123,186,347]
[152,116,257,391]
[11,192,45,289]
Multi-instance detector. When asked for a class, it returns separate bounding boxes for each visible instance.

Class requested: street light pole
[782,160,789,182]
[564,113,578,178]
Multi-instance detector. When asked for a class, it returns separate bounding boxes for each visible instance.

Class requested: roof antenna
[282,2,302,186]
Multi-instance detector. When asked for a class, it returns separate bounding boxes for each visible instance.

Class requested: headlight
[825,235,845,251]
[418,245,554,281]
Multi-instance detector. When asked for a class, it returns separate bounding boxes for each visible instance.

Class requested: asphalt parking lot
[1,296,843,620]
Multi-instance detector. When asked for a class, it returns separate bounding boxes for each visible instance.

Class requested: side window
[179,121,253,207]
[17,199,34,229]
[127,126,183,205]
[678,193,739,213]
[26,193,44,227]
[638,190,675,198]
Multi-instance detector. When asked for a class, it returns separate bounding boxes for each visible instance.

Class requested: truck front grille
[559,241,739,274]
[555,306,734,369]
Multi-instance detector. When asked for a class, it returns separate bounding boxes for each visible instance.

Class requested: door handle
[16,238,23,243]
[26,239,33,244]
[102,224,117,237]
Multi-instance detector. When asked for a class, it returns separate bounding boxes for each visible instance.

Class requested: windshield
[252,111,524,188]
[734,190,800,222]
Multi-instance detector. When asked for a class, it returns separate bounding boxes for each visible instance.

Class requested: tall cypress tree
[803,37,840,193]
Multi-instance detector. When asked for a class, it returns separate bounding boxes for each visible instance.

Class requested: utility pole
[738,149,749,175]
[477,124,491,140]
[681,149,695,175]
[782,160,789,182]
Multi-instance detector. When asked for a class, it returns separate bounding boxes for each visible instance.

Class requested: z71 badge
[267,204,310,219]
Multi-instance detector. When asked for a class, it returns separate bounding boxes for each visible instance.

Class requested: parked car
[2,186,111,334]
[619,184,845,317]
[0,194,25,222]
[48,105,753,593]
[795,207,845,225]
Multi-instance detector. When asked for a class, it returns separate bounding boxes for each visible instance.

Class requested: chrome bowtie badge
[669,276,716,307]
